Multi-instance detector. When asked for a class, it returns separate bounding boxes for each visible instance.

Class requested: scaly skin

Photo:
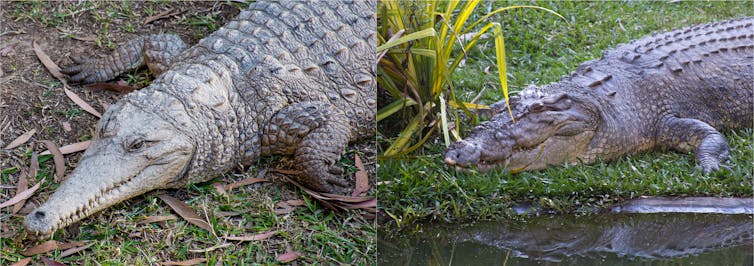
[445,17,753,173]
[62,34,187,83]
[25,0,376,237]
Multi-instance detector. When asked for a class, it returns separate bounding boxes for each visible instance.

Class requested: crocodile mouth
[26,168,142,237]
[29,173,139,237]
[472,160,507,172]
[25,156,192,237]
[447,142,547,174]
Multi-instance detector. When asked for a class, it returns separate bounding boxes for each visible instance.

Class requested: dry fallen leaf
[361,212,376,220]
[32,40,64,81]
[341,198,377,209]
[158,194,213,232]
[8,257,32,266]
[279,175,340,210]
[274,199,305,214]
[161,258,207,266]
[0,177,45,209]
[129,231,142,239]
[31,151,39,176]
[279,199,305,206]
[274,206,296,215]
[21,240,58,256]
[138,215,177,224]
[85,82,134,94]
[188,243,232,253]
[41,258,66,266]
[55,241,87,250]
[21,240,88,257]
[39,140,65,182]
[11,168,30,215]
[320,193,373,203]
[225,177,269,191]
[55,27,97,42]
[279,174,376,212]
[41,140,90,155]
[4,129,36,149]
[144,8,181,25]
[9,257,34,266]
[59,242,95,258]
[33,40,104,118]
[64,88,102,118]
[224,230,277,241]
[212,182,228,196]
[98,99,111,111]
[352,154,369,197]
[277,251,301,263]
[72,35,97,42]
[272,169,302,175]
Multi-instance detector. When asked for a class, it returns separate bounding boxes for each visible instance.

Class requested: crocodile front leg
[656,116,731,173]
[260,102,351,194]
[62,34,187,83]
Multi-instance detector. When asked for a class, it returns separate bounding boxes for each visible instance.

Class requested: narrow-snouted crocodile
[25,0,376,237]
[445,17,753,173]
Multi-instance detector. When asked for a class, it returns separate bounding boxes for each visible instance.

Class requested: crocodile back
[211,0,375,137]
[562,17,753,131]
[143,1,375,138]
[615,17,753,130]
[122,0,376,182]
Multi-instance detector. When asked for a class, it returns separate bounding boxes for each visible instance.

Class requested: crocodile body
[25,0,376,236]
[445,17,753,173]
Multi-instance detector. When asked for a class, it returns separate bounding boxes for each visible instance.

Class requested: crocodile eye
[126,138,145,152]
[494,132,507,140]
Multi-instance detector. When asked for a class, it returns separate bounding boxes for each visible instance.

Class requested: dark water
[378,213,754,265]
[611,197,754,214]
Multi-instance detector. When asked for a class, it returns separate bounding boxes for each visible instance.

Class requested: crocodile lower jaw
[25,172,138,237]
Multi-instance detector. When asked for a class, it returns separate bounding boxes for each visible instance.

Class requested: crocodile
[24,0,376,236]
[445,17,753,173]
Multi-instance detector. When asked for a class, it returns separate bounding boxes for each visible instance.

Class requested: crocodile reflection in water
[381,213,753,263]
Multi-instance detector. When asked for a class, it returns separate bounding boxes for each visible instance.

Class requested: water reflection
[379,213,753,265]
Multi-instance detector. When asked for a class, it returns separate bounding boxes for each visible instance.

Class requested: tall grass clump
[377,0,564,157]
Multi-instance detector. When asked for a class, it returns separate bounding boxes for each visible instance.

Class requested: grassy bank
[378,1,753,228]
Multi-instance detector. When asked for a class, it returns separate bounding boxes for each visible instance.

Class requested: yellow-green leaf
[493,23,514,122]
[377,28,436,52]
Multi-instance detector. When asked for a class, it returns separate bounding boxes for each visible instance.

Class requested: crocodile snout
[444,141,482,167]
[24,208,55,236]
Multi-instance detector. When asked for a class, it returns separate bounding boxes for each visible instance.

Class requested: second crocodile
[445,17,753,173]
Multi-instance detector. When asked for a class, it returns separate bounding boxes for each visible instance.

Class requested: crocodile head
[24,101,195,237]
[445,90,599,173]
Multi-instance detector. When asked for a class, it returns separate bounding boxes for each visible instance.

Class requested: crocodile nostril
[444,151,459,165]
[34,211,46,219]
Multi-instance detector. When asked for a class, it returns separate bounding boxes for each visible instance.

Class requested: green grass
[52,103,85,119]
[2,159,375,265]
[378,1,753,228]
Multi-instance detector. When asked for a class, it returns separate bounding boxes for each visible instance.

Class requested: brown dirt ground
[1,1,375,264]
